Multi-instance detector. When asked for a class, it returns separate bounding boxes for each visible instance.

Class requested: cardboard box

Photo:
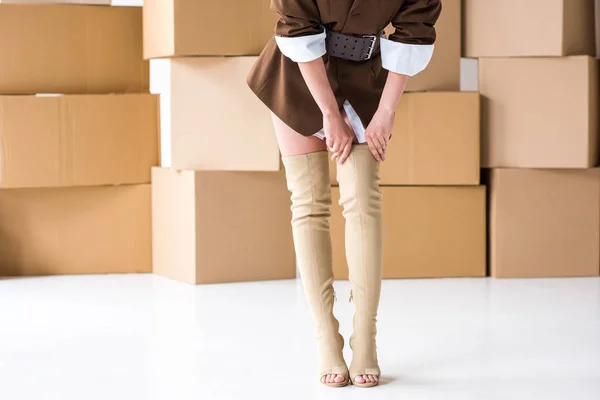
[384,0,461,91]
[480,56,599,168]
[0,4,148,94]
[150,58,280,171]
[464,0,596,57]
[143,0,276,59]
[0,0,110,4]
[330,93,480,185]
[0,94,159,189]
[152,167,295,284]
[331,186,487,279]
[0,1,144,6]
[596,0,600,59]
[0,185,152,276]
[490,168,600,278]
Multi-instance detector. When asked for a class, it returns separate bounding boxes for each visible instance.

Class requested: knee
[289,185,332,225]
[336,146,381,218]
[338,179,381,219]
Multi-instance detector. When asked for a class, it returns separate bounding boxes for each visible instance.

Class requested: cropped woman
[248,0,441,388]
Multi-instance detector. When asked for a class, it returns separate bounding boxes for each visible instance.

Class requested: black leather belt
[325,30,381,61]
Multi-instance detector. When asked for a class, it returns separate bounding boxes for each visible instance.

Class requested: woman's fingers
[366,131,391,162]
[378,136,388,147]
[331,141,341,155]
[337,140,353,164]
[375,143,385,162]
[366,136,382,162]
[332,136,352,163]
[330,138,343,160]
[326,136,336,152]
[371,134,385,160]
[377,136,387,161]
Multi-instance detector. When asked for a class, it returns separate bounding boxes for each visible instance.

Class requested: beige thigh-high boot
[336,144,383,387]
[281,151,349,387]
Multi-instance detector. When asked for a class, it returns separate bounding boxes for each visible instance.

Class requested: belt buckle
[362,34,377,60]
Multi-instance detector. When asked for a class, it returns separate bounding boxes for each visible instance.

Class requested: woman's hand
[364,108,395,162]
[296,60,354,164]
[365,71,408,162]
[324,112,355,165]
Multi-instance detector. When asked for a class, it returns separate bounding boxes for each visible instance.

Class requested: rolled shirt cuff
[274,30,327,62]
[380,38,434,76]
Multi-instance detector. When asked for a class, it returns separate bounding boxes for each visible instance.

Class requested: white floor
[0,275,599,400]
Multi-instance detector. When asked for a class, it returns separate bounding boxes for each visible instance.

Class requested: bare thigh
[271,111,355,157]
[271,113,327,157]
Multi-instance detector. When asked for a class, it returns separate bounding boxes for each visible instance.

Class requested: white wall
[460,58,478,92]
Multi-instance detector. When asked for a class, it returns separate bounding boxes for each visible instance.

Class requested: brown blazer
[247,0,441,136]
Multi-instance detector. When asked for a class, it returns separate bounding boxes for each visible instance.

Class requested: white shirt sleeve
[380,38,435,76]
[274,31,327,63]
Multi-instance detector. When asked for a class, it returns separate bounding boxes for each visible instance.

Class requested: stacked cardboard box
[597,0,600,58]
[0,1,142,4]
[464,0,600,278]
[0,4,148,94]
[144,0,296,284]
[386,0,462,92]
[143,0,281,174]
[151,168,295,284]
[0,1,111,4]
[0,4,157,276]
